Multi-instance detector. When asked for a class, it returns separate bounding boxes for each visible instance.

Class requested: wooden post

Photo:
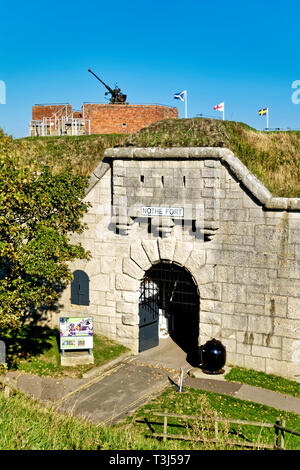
[163,409,168,441]
[214,412,219,441]
[281,419,285,450]
[275,417,280,448]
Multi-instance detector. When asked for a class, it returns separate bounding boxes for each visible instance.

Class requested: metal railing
[82,102,178,109]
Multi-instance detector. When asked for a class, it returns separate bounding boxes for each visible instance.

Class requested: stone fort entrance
[57,147,300,382]
[139,263,199,363]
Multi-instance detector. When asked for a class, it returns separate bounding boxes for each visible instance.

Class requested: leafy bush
[0,152,90,329]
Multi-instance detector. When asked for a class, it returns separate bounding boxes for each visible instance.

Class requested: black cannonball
[198,338,226,374]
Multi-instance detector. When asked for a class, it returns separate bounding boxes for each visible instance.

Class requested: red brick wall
[32,104,72,121]
[72,111,82,119]
[82,104,178,134]
[31,103,178,134]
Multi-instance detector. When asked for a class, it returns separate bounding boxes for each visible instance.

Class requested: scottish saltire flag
[259,107,268,116]
[174,90,186,102]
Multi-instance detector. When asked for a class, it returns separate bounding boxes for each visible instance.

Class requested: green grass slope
[0,131,125,177]
[2,118,300,197]
[124,118,300,198]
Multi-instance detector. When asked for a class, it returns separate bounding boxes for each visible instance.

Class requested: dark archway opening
[139,262,200,366]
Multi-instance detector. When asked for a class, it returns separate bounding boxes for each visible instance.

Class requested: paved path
[2,337,300,425]
[184,376,300,415]
[55,338,300,423]
[55,362,171,425]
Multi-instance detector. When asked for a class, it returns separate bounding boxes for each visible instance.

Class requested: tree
[0,152,91,329]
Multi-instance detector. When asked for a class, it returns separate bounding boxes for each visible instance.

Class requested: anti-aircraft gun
[88,68,127,104]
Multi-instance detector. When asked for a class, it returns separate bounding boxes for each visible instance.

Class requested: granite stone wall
[57,147,300,382]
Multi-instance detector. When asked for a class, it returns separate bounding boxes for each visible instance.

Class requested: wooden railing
[136,409,300,450]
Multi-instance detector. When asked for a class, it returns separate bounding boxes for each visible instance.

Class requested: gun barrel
[88,68,114,95]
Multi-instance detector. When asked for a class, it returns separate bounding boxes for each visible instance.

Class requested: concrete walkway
[183,376,300,415]
[55,361,171,425]
[2,337,300,424]
[129,336,192,372]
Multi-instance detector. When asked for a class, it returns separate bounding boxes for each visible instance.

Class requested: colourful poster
[60,317,93,350]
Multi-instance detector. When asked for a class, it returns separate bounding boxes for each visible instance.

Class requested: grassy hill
[1,118,300,197]
[124,119,300,198]
[0,131,125,177]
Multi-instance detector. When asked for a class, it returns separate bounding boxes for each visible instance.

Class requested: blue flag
[174,91,186,102]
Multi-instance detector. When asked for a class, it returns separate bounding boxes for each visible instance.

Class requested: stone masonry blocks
[130,241,152,271]
[158,238,176,262]
[64,147,300,381]
[122,258,145,280]
[141,240,160,264]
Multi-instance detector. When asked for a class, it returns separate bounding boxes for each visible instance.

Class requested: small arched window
[71,270,90,306]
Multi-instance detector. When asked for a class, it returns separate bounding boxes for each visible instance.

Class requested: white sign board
[141,207,184,218]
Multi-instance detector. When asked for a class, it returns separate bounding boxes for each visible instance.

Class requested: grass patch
[0,388,197,450]
[124,118,300,197]
[0,132,126,177]
[1,385,299,450]
[225,366,300,399]
[2,117,300,197]
[16,333,129,379]
[127,386,300,450]
[1,325,129,379]
[0,389,123,450]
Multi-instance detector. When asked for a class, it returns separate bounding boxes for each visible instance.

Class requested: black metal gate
[138,263,199,354]
[138,277,159,352]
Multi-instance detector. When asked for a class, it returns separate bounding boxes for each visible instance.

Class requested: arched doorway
[139,262,200,363]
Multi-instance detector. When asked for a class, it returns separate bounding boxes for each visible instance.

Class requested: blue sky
[0,0,299,137]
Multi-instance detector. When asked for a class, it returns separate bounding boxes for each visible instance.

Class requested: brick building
[30,103,178,136]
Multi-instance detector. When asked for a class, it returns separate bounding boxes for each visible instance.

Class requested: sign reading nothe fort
[0,81,6,104]
[141,206,184,218]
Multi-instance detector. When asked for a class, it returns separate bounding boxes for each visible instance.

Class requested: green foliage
[0,151,90,329]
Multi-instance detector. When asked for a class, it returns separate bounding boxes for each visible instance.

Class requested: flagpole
[266,108,269,130]
[223,103,225,121]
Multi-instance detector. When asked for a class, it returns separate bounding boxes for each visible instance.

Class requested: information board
[60,317,93,350]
